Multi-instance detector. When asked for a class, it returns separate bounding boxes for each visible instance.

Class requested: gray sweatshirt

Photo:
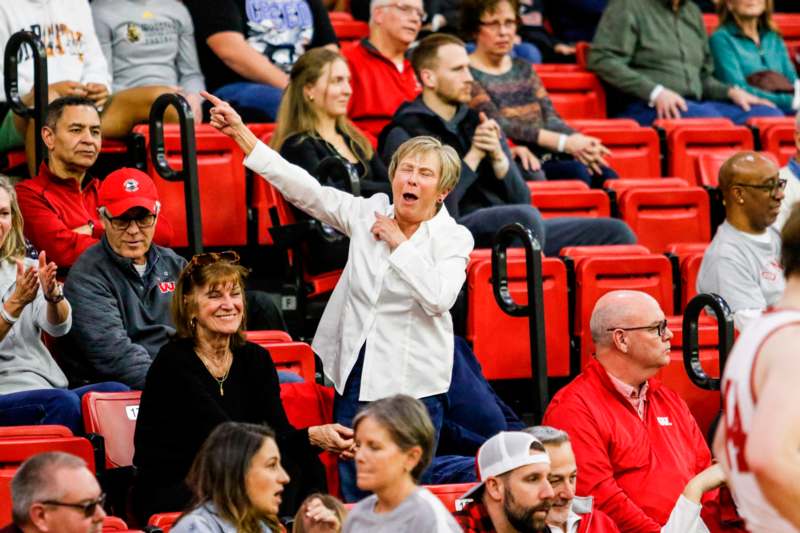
[0,258,72,395]
[343,488,462,533]
[91,0,205,94]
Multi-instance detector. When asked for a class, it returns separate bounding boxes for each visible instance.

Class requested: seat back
[0,425,72,438]
[604,177,689,194]
[667,126,754,186]
[572,254,674,367]
[466,251,570,379]
[0,467,15,525]
[81,391,142,469]
[680,252,705,312]
[618,187,711,253]
[425,483,479,512]
[148,512,181,533]
[0,437,95,471]
[581,126,661,178]
[534,70,606,119]
[280,383,339,497]
[696,151,779,188]
[761,122,796,166]
[245,330,293,344]
[102,516,130,531]
[261,341,316,383]
[331,19,369,44]
[527,180,588,193]
[530,189,610,219]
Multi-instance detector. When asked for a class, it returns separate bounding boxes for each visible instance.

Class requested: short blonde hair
[387,136,461,194]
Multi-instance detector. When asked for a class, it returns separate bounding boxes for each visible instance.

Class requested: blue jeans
[618,98,784,126]
[334,346,455,502]
[0,382,130,434]
[214,82,284,123]
[458,205,636,255]
[542,158,618,189]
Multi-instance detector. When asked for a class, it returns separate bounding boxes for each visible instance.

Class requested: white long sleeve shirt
[245,141,474,400]
[0,0,111,102]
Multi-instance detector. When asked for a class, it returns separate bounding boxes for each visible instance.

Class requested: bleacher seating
[148,512,181,533]
[81,391,141,469]
[617,186,711,253]
[575,124,661,178]
[256,341,316,382]
[534,69,606,119]
[245,329,293,345]
[696,151,780,188]
[530,189,611,218]
[466,250,570,380]
[755,119,796,166]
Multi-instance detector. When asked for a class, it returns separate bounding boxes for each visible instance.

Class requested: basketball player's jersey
[720,309,800,533]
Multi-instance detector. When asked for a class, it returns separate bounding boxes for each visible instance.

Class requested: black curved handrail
[682,293,734,391]
[148,93,203,255]
[491,223,549,421]
[4,31,48,170]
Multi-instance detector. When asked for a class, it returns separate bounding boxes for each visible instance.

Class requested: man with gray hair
[542,290,723,532]
[776,111,800,229]
[3,452,106,533]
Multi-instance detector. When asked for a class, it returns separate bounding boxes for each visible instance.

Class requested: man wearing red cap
[16,96,172,267]
[454,431,555,533]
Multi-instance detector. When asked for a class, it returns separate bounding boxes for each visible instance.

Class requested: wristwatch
[44,282,65,304]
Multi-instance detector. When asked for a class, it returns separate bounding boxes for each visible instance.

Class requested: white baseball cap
[460,431,551,501]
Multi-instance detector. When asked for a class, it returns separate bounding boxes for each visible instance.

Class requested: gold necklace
[197,350,232,396]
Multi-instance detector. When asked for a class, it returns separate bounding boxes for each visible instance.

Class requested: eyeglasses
[184,250,240,277]
[479,19,518,31]
[607,319,669,339]
[40,493,106,518]
[379,2,426,20]
[732,178,787,196]
[104,213,156,231]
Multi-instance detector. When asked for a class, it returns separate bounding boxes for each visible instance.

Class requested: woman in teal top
[710,0,797,113]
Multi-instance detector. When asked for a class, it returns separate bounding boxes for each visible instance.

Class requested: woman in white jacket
[204,91,474,501]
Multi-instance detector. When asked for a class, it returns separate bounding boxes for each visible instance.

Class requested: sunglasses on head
[40,493,106,518]
[184,250,240,277]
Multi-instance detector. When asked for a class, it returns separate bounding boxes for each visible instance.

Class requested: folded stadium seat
[81,391,142,469]
[533,69,606,119]
[758,120,796,166]
[579,125,661,178]
[0,149,26,175]
[466,250,570,380]
[695,151,779,188]
[0,424,73,438]
[604,177,689,196]
[0,436,96,471]
[616,186,711,254]
[244,329,293,344]
[279,383,339,497]
[147,512,180,533]
[331,18,369,45]
[562,249,673,369]
[567,118,639,129]
[774,14,800,66]
[574,41,591,69]
[526,179,588,193]
[0,467,15,525]
[132,123,274,247]
[745,115,794,150]
[530,189,611,218]
[102,516,130,531]
[425,483,479,512]
[253,341,316,382]
[658,315,721,436]
[660,122,754,186]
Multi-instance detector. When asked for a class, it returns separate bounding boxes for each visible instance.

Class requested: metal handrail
[148,93,203,255]
[4,31,48,169]
[491,223,549,421]
[682,293,734,391]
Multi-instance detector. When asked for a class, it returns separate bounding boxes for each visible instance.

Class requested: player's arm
[745,325,800,528]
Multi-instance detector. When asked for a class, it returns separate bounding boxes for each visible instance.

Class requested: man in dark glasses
[3,452,105,533]
[698,151,785,331]
[543,290,723,532]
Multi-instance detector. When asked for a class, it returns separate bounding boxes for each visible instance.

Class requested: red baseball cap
[99,168,160,217]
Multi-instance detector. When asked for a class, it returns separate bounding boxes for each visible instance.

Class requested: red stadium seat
[580,126,661,178]
[569,252,674,367]
[534,69,606,119]
[103,516,130,531]
[568,119,639,129]
[703,13,719,34]
[133,123,273,247]
[658,316,721,436]
[148,512,180,533]
[560,244,651,258]
[696,151,779,188]
[280,383,339,496]
[760,122,796,166]
[604,177,689,194]
[0,425,72,439]
[532,64,583,72]
[574,41,591,69]
[245,330,293,344]
[774,14,800,53]
[331,19,369,43]
[0,467,15,525]
[0,437,95,471]
[653,117,734,133]
[665,125,754,186]
[425,483,478,512]
[466,251,570,379]
[260,341,316,382]
[82,391,142,469]
[530,189,610,218]
[1,149,26,175]
[526,180,588,193]
[617,187,711,253]
[680,252,705,312]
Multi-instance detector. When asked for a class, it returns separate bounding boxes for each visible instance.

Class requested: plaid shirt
[453,499,496,532]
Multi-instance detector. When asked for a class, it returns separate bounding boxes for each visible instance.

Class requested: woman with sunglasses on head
[271,47,391,273]
[203,89,474,502]
[132,252,354,524]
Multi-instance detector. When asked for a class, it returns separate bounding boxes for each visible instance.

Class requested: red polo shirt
[17,163,172,267]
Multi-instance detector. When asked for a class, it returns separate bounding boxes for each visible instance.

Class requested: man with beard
[454,431,554,532]
[542,291,724,532]
[379,33,635,255]
[697,151,786,331]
